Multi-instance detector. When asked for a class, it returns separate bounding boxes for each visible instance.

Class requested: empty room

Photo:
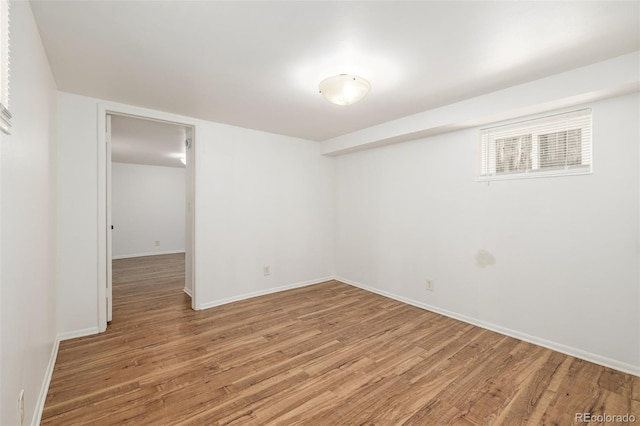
[1,1,639,425]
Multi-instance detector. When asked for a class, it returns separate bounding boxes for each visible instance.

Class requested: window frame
[478,108,592,181]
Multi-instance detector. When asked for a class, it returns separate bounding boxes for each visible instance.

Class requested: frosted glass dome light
[319,74,370,106]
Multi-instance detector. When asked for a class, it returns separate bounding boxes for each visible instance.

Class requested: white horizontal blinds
[0,0,10,135]
[495,134,532,174]
[479,109,592,180]
[539,129,582,169]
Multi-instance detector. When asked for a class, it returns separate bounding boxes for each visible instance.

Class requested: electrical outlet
[425,279,434,291]
[18,389,24,426]
[263,266,270,276]
[155,240,160,247]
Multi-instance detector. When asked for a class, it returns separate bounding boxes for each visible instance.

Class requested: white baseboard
[57,326,100,342]
[112,250,185,260]
[32,327,104,423]
[183,287,192,297]
[32,326,102,425]
[197,276,334,310]
[32,337,60,426]
[336,276,640,378]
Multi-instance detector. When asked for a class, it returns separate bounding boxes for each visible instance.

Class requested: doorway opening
[98,107,196,331]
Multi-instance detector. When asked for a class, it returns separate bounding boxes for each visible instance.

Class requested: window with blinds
[478,109,592,180]
[0,0,10,135]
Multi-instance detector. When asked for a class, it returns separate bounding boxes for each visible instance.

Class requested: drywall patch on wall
[476,249,496,268]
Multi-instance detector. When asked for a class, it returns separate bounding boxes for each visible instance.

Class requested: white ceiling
[31,1,640,143]
[110,115,187,168]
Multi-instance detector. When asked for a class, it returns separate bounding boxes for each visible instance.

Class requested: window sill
[477,167,592,182]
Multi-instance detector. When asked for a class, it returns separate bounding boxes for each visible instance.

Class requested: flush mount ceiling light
[319,74,370,106]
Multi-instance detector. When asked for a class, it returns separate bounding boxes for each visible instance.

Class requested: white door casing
[106,114,113,322]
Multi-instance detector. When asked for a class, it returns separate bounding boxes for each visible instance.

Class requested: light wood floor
[42,254,639,425]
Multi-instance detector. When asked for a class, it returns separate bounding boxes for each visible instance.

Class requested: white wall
[57,94,100,336]
[57,93,335,333]
[194,121,335,308]
[0,2,58,425]
[335,93,640,374]
[111,162,185,259]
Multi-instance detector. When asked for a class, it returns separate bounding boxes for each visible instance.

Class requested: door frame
[97,103,198,331]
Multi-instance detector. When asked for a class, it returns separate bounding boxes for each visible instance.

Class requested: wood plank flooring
[42,254,640,425]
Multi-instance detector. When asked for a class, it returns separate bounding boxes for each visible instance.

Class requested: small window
[479,109,592,180]
[0,0,10,135]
